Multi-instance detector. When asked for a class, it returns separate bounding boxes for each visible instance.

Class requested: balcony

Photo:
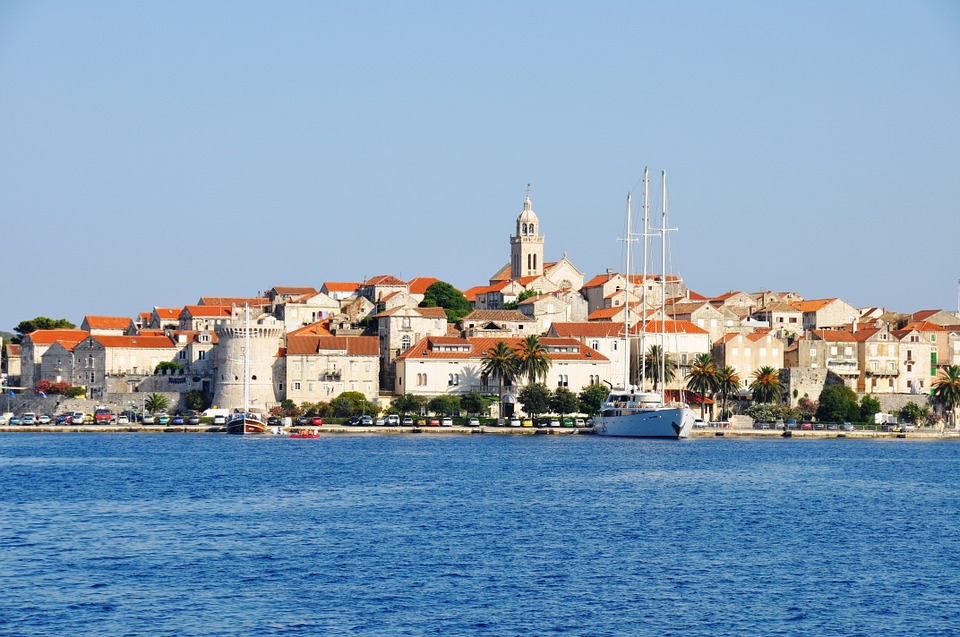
[866,367,899,377]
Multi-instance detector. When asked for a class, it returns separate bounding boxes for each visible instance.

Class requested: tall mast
[624,192,633,390]
[660,170,667,403]
[640,167,650,390]
[242,303,249,413]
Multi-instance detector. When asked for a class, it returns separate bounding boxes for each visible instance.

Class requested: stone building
[212,308,284,412]
[374,305,449,390]
[285,334,380,403]
[713,330,785,392]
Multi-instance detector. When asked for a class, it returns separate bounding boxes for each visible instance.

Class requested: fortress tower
[509,186,544,279]
[212,307,284,412]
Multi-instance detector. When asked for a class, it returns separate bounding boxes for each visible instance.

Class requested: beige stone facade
[285,335,380,403]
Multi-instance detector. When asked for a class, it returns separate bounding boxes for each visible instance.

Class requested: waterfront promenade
[1,423,957,440]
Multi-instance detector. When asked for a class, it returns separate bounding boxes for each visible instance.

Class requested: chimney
[606,268,614,280]
[851,318,857,334]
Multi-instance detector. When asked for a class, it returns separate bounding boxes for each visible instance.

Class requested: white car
[38,414,52,424]
[212,414,226,425]
[468,418,480,427]
[117,415,130,424]
[72,412,86,424]
[549,419,560,427]
[509,417,521,427]
[22,413,37,425]
[386,414,400,426]
[441,417,453,426]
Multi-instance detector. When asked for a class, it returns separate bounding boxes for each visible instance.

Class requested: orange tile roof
[550,322,626,338]
[25,329,89,345]
[461,310,534,322]
[408,277,441,295]
[588,307,627,321]
[462,286,484,302]
[790,298,838,313]
[271,286,318,295]
[92,335,176,349]
[687,290,708,301]
[489,263,512,282]
[83,316,130,329]
[911,310,941,321]
[901,320,946,332]
[322,282,361,292]
[286,335,379,356]
[7,344,21,355]
[183,305,233,318]
[154,308,182,319]
[198,297,270,307]
[630,320,709,335]
[288,320,333,337]
[363,274,407,286]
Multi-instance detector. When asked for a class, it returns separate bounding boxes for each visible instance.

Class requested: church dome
[517,193,539,224]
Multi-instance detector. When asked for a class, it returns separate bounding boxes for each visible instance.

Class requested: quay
[0,424,958,439]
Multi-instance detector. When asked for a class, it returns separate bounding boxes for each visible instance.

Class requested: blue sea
[1,433,958,636]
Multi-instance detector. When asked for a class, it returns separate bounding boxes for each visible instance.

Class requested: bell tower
[510,185,545,279]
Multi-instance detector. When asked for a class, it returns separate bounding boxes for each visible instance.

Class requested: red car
[800,422,813,430]
[428,418,440,426]
[310,416,323,426]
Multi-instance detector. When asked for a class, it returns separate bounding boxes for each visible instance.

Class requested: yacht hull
[226,415,269,435]
[594,406,697,439]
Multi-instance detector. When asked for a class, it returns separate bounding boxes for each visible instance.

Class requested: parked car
[375,418,386,426]
[295,416,308,426]
[9,416,21,425]
[172,415,185,425]
[156,413,170,425]
[267,416,280,426]
[386,414,400,426]
[347,416,361,426]
[841,422,855,431]
[38,414,52,424]
[188,413,200,425]
[117,414,130,424]
[548,419,560,427]
[212,414,226,425]
[786,419,798,430]
[575,418,586,427]
[55,413,69,424]
[310,416,323,426]
[441,417,453,426]
[142,413,156,424]
[360,415,373,426]
[428,418,441,426]
[468,417,480,426]
[509,418,521,427]
[94,408,113,424]
[902,422,916,432]
[800,422,813,430]
[814,422,826,430]
[22,413,37,425]
[562,418,574,427]
[402,416,413,426]
[72,412,87,424]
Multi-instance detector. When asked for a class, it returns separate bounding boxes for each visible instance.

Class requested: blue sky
[1,1,958,333]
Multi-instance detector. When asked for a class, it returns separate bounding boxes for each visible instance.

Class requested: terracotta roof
[182,305,233,318]
[757,301,799,313]
[25,329,89,345]
[667,301,712,316]
[630,320,709,335]
[138,312,153,322]
[489,263,512,282]
[790,298,839,313]
[373,306,447,320]
[363,274,407,286]
[397,336,607,362]
[461,310,534,322]
[408,277,441,295]
[6,344,21,355]
[321,282,361,293]
[271,286,318,295]
[198,297,270,307]
[516,275,541,286]
[462,286,484,302]
[687,290,708,301]
[286,335,379,356]
[91,335,176,349]
[808,329,859,343]
[138,329,168,337]
[911,310,941,321]
[582,273,679,289]
[901,320,945,332]
[83,316,130,329]
[154,308,183,320]
[588,307,627,321]
[550,322,626,338]
[288,320,333,337]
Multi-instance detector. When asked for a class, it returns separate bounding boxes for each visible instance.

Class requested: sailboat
[594,169,697,439]
[226,304,269,435]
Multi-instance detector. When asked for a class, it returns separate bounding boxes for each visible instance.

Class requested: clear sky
[1,0,958,333]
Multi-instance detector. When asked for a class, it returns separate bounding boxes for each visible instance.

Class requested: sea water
[0,433,957,636]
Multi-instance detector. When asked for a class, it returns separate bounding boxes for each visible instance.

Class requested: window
[179,350,187,360]
[198,351,206,361]
[844,347,853,356]
[558,374,569,387]
[830,346,838,356]
[760,348,767,357]
[772,348,779,357]
[590,340,599,350]
[401,335,411,351]
[308,382,314,391]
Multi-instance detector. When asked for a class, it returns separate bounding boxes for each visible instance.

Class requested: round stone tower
[212,307,284,412]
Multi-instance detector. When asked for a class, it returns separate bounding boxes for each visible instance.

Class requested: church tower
[510,186,545,279]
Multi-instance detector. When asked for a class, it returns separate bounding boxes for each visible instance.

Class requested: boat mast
[660,170,667,404]
[242,303,249,414]
[640,167,650,391]
[624,191,633,391]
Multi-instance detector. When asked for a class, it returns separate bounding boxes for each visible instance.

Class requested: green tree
[427,394,461,417]
[578,383,609,416]
[330,391,378,418]
[685,353,720,420]
[899,401,926,424]
[155,361,184,375]
[144,393,170,413]
[503,289,541,310]
[518,383,551,419]
[716,365,741,420]
[185,390,209,412]
[13,317,76,342]
[860,395,882,423]
[460,391,484,417]
[480,341,519,422]
[391,393,429,418]
[643,344,676,392]
[419,281,472,323]
[550,387,580,416]
[932,365,960,429]
[749,366,784,404]
[515,334,552,384]
[816,385,859,423]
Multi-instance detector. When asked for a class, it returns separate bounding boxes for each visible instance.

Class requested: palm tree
[480,341,519,423]
[515,334,552,384]
[643,344,676,392]
[750,366,784,404]
[932,365,960,429]
[685,353,719,420]
[716,365,741,419]
[144,393,169,413]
